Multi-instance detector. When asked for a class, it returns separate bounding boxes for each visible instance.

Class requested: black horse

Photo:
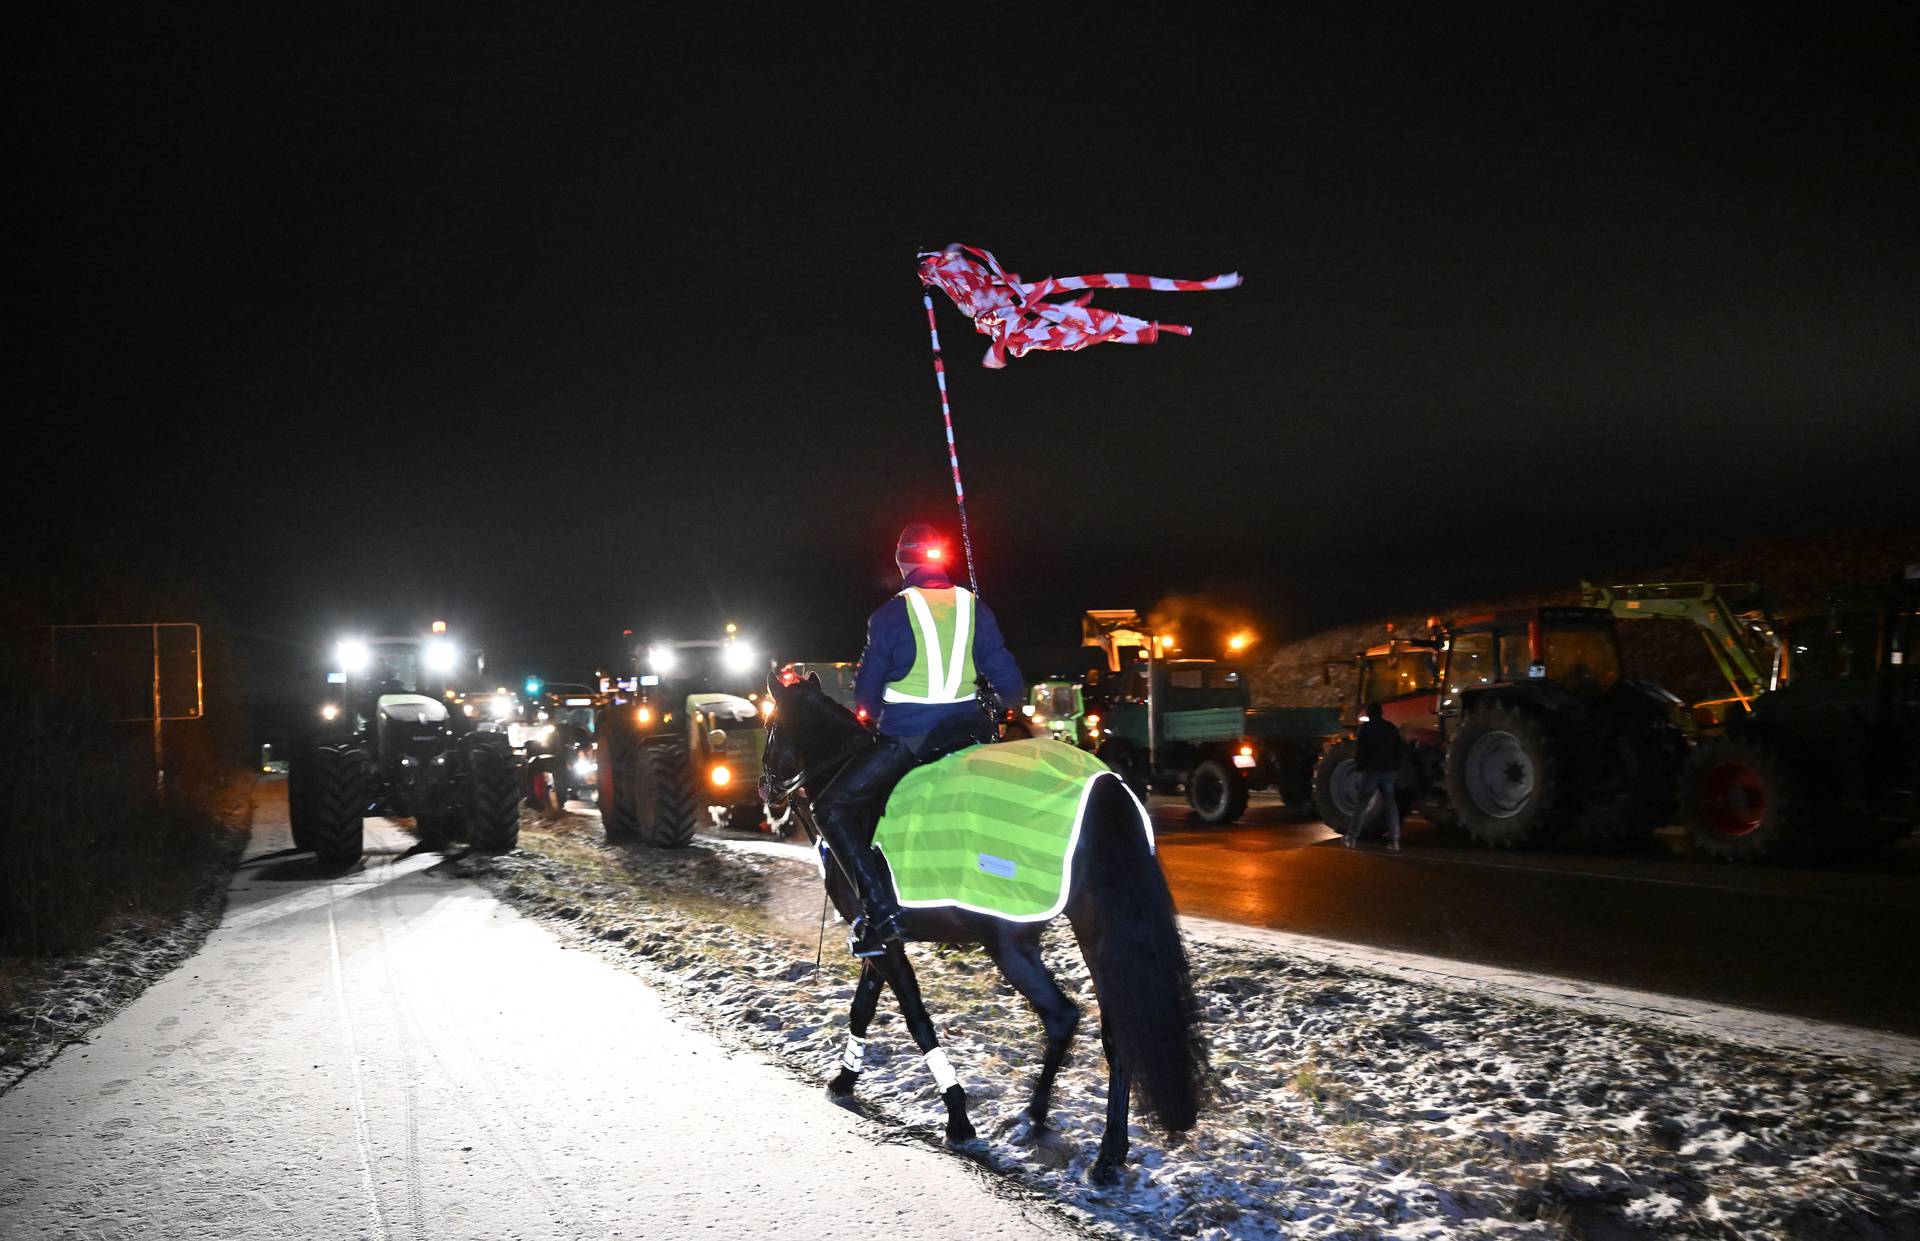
[759,673,1205,1183]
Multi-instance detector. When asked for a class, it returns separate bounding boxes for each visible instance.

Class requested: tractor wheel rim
[1700,760,1766,837]
[1465,730,1534,818]
[1331,759,1360,817]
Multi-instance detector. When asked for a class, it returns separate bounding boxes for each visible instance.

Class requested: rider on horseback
[813,522,1025,958]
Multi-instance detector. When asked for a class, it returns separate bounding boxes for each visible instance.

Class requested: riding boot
[844,844,906,958]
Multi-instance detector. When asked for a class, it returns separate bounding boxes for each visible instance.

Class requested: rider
[812,522,1025,957]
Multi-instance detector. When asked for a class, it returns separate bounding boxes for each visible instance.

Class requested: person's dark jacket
[1354,716,1405,774]
[853,566,1024,738]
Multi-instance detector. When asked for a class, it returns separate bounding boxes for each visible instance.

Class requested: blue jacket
[854,567,1025,737]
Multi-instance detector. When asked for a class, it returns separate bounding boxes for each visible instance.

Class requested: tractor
[1674,569,1919,860]
[1313,607,1685,847]
[595,633,772,848]
[515,683,601,812]
[287,627,520,867]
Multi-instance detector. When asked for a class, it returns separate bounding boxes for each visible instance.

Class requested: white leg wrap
[924,1047,959,1093]
[840,1035,865,1075]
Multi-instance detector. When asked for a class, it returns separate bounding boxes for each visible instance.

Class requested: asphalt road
[1148,794,1920,1035]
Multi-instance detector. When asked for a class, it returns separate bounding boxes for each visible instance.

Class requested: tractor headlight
[425,638,457,675]
[720,641,756,675]
[710,764,732,787]
[336,639,371,676]
[647,645,678,675]
[320,703,339,721]
[574,756,596,778]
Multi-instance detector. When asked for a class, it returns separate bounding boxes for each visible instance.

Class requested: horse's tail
[1072,774,1206,1133]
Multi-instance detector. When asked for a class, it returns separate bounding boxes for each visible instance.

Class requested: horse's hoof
[997,1113,1050,1146]
[1089,1157,1123,1186]
[826,1070,857,1098]
[945,1117,977,1145]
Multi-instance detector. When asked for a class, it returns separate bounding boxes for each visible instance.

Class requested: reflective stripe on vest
[882,587,979,705]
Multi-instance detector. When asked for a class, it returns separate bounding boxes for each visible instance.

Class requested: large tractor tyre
[638,743,699,848]
[1566,709,1685,848]
[1311,738,1364,834]
[1445,706,1568,848]
[304,742,368,868]
[1187,757,1250,825]
[599,718,642,841]
[1096,740,1150,801]
[463,733,522,853]
[1679,734,1811,862]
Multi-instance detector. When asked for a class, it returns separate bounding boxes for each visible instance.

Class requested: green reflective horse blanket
[872,738,1147,922]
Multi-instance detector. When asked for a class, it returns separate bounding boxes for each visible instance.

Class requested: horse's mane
[785,678,866,750]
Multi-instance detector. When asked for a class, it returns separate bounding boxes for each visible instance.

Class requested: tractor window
[1784,612,1881,680]
[1445,632,1496,697]
[1117,666,1149,702]
[1036,685,1078,717]
[1543,624,1620,689]
[1207,667,1243,690]
[1498,632,1532,681]
[1361,652,1437,703]
[1170,669,1206,690]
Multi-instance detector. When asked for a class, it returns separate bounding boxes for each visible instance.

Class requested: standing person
[1346,702,1404,850]
[811,522,1026,957]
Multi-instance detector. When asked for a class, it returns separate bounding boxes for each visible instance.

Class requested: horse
[758,673,1205,1184]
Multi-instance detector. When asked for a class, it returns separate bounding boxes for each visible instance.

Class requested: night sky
[15,6,1919,698]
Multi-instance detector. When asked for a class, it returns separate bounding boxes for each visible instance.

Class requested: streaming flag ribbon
[915,243,1242,593]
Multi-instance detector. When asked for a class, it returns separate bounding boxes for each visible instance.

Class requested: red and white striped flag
[917,243,1241,368]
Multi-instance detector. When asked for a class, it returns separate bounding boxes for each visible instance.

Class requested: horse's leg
[1091,1022,1131,1185]
[828,961,885,1097]
[872,941,976,1144]
[984,931,1079,1139]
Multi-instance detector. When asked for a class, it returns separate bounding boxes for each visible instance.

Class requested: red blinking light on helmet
[926,545,944,562]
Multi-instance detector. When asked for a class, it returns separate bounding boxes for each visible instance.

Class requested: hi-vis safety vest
[882,586,980,705]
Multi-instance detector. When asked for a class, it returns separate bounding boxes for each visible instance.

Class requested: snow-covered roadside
[0,809,248,1094]
[466,812,1920,1240]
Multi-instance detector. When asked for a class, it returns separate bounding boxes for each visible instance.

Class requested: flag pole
[921,283,978,594]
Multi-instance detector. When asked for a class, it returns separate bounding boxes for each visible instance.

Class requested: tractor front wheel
[638,743,698,848]
[1679,734,1808,862]
[301,742,368,868]
[464,733,522,853]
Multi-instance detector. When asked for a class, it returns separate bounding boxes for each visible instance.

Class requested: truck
[287,626,520,866]
[1313,606,1685,847]
[595,633,772,847]
[1082,611,1340,825]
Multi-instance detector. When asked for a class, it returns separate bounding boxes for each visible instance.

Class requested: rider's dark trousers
[811,734,922,912]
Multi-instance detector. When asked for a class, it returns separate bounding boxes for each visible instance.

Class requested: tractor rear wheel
[1188,757,1249,825]
[1445,706,1566,847]
[638,743,698,848]
[303,741,368,868]
[1311,738,1364,834]
[1679,734,1808,861]
[464,733,522,853]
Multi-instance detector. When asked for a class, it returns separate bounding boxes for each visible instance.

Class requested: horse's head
[757,667,868,809]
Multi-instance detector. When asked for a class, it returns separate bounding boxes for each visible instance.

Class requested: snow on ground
[0,828,244,1095]
[468,810,1920,1240]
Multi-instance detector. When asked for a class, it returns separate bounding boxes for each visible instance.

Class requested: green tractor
[1314,607,1686,847]
[1674,570,1919,860]
[1015,678,1100,748]
[595,633,772,848]
[288,627,520,867]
